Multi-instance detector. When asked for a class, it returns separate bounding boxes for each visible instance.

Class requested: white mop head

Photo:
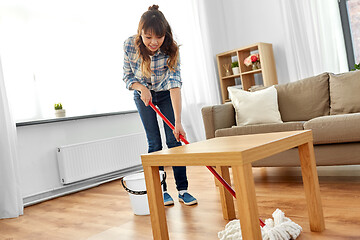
[218,209,302,240]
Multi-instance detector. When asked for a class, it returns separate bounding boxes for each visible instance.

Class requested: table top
[141,130,312,166]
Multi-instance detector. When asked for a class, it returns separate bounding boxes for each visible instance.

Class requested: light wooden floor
[1,166,360,240]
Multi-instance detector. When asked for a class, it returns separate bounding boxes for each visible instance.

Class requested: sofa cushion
[275,73,330,121]
[329,70,360,115]
[228,86,283,126]
[215,121,304,137]
[304,113,360,144]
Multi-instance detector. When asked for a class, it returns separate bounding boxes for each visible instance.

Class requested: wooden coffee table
[141,130,325,240]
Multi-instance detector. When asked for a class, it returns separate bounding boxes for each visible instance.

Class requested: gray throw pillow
[275,73,330,121]
[329,70,360,115]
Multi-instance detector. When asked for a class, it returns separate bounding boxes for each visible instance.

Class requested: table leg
[232,163,262,240]
[298,142,325,232]
[216,166,236,220]
[143,166,169,240]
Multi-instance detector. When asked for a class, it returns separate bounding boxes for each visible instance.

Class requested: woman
[123,5,197,206]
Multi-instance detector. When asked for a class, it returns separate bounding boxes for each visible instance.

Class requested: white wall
[206,0,291,84]
[17,112,145,203]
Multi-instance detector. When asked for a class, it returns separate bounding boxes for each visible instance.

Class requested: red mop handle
[148,102,235,197]
[147,101,266,227]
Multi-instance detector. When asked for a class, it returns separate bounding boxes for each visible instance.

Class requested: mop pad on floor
[218,209,302,240]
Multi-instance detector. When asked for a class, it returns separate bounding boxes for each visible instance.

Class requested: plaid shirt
[123,35,182,91]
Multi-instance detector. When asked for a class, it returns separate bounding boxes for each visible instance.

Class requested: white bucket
[122,171,165,216]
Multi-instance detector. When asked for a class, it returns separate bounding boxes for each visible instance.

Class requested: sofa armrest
[201,103,236,139]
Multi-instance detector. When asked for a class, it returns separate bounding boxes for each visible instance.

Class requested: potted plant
[54,103,66,118]
[231,61,240,75]
[352,63,360,71]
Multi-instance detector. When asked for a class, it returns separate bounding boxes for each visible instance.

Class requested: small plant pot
[232,67,240,75]
[55,109,66,118]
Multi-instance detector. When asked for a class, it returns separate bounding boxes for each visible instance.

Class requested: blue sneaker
[178,192,198,206]
[163,192,174,206]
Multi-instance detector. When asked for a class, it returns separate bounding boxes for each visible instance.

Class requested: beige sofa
[201,71,360,167]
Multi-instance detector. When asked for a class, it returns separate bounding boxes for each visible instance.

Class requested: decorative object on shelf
[231,61,240,75]
[54,103,66,118]
[252,61,261,70]
[222,63,232,76]
[244,53,261,70]
[216,42,278,103]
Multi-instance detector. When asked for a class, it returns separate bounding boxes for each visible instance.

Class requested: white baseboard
[23,165,143,207]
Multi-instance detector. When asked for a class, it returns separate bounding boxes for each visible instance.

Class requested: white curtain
[0,57,23,219]
[180,0,222,142]
[159,0,223,142]
[280,0,348,81]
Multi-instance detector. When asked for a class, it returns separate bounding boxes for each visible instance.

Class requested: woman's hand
[140,88,152,106]
[131,83,152,106]
[169,88,184,142]
[173,122,186,142]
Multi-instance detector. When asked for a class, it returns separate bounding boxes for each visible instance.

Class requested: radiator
[56,133,147,184]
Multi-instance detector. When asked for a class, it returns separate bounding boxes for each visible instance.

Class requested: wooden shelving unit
[216,42,278,103]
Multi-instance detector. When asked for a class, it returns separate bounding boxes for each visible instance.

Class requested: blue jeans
[134,90,188,191]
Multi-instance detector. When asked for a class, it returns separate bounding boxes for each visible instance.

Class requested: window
[1,1,182,122]
[339,0,360,70]
[3,1,211,123]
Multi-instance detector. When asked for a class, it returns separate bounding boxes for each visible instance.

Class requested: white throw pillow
[228,86,283,126]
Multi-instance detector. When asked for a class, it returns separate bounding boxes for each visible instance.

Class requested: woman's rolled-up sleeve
[123,40,138,90]
[163,58,182,90]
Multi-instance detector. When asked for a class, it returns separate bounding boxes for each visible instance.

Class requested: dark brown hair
[135,5,179,78]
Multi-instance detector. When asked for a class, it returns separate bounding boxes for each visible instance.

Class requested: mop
[146,99,302,240]
[218,209,302,240]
